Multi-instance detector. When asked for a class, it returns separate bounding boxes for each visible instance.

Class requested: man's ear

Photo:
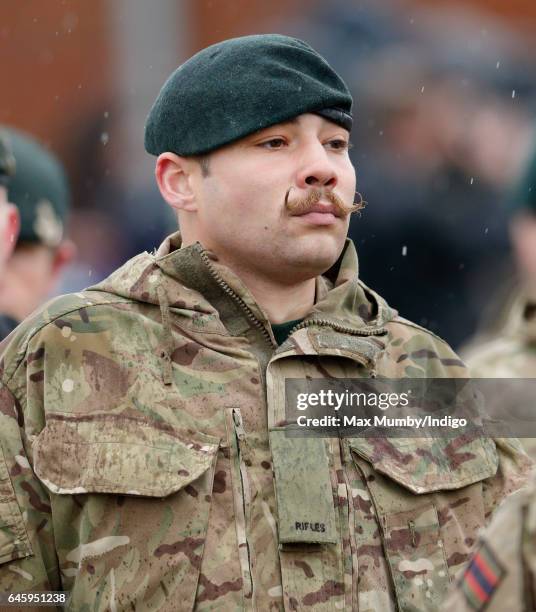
[155,153,198,213]
[50,239,76,279]
[2,204,20,261]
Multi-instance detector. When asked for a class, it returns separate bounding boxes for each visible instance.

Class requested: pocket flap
[33,414,219,497]
[348,434,498,494]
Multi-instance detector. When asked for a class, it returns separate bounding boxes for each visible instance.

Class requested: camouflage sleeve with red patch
[442,476,536,612]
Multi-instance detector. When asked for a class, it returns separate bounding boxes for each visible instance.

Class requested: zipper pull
[232,408,247,441]
[408,520,417,547]
[232,408,252,462]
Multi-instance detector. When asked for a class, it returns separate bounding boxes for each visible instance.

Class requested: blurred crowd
[2,0,536,350]
[292,0,536,347]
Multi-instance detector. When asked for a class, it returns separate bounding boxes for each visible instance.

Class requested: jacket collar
[92,230,395,350]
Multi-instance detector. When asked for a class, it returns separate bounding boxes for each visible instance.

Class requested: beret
[0,132,15,187]
[145,34,353,156]
[1,126,70,247]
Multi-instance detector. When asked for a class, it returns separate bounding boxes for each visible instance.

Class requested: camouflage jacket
[0,232,531,611]
[462,294,536,379]
[442,473,536,612]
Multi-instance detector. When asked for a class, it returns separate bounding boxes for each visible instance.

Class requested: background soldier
[0,133,18,268]
[462,136,536,456]
[0,132,20,338]
[0,35,531,610]
[0,127,75,340]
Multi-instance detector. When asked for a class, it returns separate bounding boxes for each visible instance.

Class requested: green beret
[2,127,70,248]
[145,34,353,156]
[0,132,15,187]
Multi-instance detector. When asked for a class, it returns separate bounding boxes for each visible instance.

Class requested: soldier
[0,132,18,268]
[442,473,536,611]
[0,132,20,337]
[0,34,531,611]
[462,140,536,456]
[0,127,75,340]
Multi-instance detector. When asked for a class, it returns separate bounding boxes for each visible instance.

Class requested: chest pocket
[349,435,499,612]
[33,414,220,612]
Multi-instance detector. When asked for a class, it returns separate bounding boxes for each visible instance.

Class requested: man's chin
[298,231,345,256]
[281,239,345,276]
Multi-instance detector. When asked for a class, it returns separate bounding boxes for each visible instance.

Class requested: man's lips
[291,202,342,218]
[291,202,342,226]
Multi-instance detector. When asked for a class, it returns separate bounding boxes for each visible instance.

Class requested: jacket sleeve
[0,381,59,593]
[442,477,536,612]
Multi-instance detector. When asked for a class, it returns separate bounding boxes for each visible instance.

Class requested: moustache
[284,187,365,217]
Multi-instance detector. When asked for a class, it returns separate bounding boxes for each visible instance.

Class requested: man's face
[511,211,536,298]
[185,113,356,282]
[0,243,55,320]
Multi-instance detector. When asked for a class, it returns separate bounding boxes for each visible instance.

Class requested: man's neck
[179,235,318,323]
[228,266,316,324]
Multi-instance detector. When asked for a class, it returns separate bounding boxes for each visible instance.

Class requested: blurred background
[1,0,535,349]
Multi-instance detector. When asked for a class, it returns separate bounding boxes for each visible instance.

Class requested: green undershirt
[271,318,303,346]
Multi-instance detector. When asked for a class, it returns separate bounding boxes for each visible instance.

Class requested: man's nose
[295,144,338,190]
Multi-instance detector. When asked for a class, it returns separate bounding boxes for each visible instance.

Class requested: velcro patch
[459,541,505,610]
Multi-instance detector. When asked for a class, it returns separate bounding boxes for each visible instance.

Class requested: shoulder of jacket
[491,473,536,526]
[463,335,520,363]
[354,279,399,328]
[389,315,453,348]
[0,290,131,385]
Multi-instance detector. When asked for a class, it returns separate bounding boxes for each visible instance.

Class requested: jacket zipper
[231,408,254,607]
[199,250,275,349]
[199,248,387,346]
[340,439,359,610]
[289,317,387,338]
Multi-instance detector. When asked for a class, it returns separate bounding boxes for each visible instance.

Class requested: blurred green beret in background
[1,126,70,247]
[145,33,353,157]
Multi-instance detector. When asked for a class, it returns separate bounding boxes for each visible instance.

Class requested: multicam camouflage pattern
[0,232,531,611]
[442,473,536,612]
[462,294,536,379]
[462,294,536,457]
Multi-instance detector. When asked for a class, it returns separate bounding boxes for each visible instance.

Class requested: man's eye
[259,138,286,149]
[327,139,352,150]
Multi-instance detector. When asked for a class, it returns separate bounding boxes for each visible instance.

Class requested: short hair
[196,155,210,178]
